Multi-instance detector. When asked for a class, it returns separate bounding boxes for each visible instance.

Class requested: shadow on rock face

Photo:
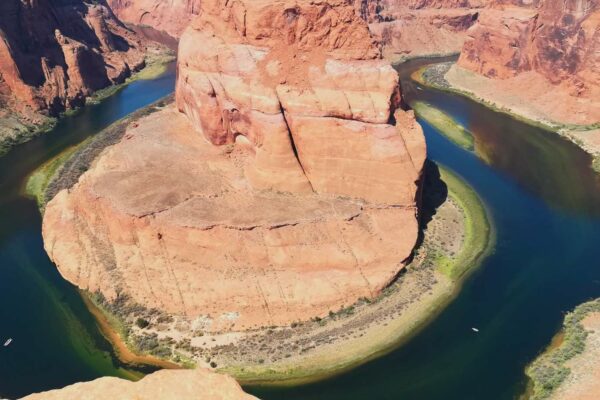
[417,159,448,248]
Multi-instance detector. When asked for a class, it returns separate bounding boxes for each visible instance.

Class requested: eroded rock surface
[0,0,145,119]
[107,0,201,38]
[455,0,600,124]
[43,0,425,332]
[364,0,484,61]
[21,369,257,400]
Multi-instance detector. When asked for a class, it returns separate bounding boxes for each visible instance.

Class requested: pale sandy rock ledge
[20,369,257,400]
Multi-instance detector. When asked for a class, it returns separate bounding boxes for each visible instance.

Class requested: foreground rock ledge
[43,0,425,332]
[21,369,257,400]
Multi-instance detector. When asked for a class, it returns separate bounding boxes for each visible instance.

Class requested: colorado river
[0,62,176,399]
[1,57,600,400]
[248,59,600,399]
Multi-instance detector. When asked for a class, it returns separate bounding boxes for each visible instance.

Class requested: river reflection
[398,58,600,217]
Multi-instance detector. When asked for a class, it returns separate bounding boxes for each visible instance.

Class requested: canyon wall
[458,0,600,99]
[43,0,426,333]
[21,369,257,400]
[107,0,201,37]
[104,0,486,62]
[0,0,145,120]
[364,0,485,61]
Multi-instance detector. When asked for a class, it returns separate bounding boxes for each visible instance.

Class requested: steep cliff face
[175,0,422,202]
[364,0,484,61]
[43,0,426,333]
[21,369,257,400]
[0,0,145,118]
[458,0,600,96]
[107,0,201,37]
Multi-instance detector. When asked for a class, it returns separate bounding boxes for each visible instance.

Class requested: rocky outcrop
[0,0,145,119]
[364,0,484,62]
[21,369,257,400]
[175,0,424,202]
[43,0,425,333]
[107,0,201,38]
[458,0,600,101]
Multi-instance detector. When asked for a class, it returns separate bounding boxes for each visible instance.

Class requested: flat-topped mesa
[458,0,600,96]
[43,0,425,334]
[177,0,424,204]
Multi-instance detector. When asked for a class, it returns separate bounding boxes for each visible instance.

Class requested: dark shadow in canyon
[416,159,449,250]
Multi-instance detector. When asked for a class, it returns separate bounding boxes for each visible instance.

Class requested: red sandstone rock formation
[0,0,145,118]
[43,0,425,332]
[458,0,600,97]
[21,369,257,400]
[175,0,423,202]
[364,0,484,61]
[107,0,201,38]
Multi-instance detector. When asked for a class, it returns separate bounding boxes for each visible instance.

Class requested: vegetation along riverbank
[411,101,474,152]
[525,299,600,400]
[412,63,600,171]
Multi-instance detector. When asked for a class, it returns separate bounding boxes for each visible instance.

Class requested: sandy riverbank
[525,299,600,400]
[411,101,474,152]
[81,295,182,371]
[412,62,600,170]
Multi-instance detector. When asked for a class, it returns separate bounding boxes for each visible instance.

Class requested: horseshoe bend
[42,0,427,339]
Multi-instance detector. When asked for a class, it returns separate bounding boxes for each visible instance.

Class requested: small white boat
[3,338,12,347]
[471,328,479,332]
[417,87,423,91]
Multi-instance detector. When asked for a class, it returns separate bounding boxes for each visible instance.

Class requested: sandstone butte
[0,0,146,123]
[107,0,201,38]
[20,369,257,400]
[42,0,426,333]
[452,0,600,125]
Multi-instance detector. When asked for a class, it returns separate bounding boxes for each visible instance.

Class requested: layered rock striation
[364,0,485,61]
[105,0,485,62]
[0,0,145,119]
[452,0,600,124]
[21,369,257,400]
[107,0,201,38]
[43,0,425,333]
